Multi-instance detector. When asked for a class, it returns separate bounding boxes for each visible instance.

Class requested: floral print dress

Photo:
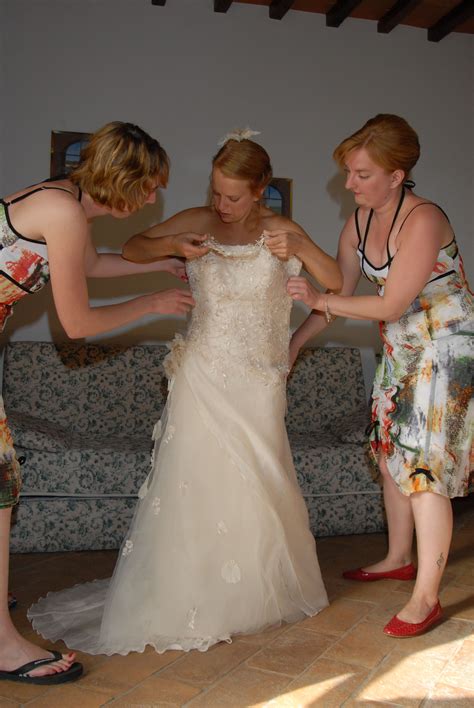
[0,185,75,508]
[357,204,473,498]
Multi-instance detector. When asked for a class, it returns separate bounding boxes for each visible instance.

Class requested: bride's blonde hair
[212,136,273,193]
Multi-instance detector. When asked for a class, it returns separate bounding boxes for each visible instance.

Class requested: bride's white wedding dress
[28,237,328,655]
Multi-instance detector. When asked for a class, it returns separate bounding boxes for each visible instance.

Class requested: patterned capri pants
[0,395,21,508]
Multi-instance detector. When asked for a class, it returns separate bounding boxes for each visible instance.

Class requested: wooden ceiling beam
[214,0,234,12]
[326,0,363,28]
[377,0,422,34]
[269,0,295,20]
[428,0,474,42]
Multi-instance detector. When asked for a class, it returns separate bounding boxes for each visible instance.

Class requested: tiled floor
[3,496,473,707]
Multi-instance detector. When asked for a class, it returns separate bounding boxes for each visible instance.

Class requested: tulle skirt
[28,352,328,655]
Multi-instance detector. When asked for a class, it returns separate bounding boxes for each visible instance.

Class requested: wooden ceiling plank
[269,0,296,20]
[428,0,474,42]
[377,0,422,34]
[214,0,234,12]
[326,0,363,28]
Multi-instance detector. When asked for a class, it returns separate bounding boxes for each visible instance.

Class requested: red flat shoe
[342,563,416,582]
[383,601,443,637]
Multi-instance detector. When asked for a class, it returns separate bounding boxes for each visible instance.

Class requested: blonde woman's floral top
[0,184,79,331]
[356,202,473,498]
[0,184,80,508]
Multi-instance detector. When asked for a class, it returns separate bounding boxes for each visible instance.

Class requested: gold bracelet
[325,294,336,324]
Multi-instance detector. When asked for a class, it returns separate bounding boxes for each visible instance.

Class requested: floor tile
[186,665,292,706]
[79,647,182,694]
[323,619,395,669]
[437,638,474,691]
[424,681,474,706]
[299,598,373,636]
[0,698,20,707]
[355,651,447,705]
[159,640,258,687]
[110,675,202,706]
[26,684,113,707]
[236,623,291,647]
[365,590,413,626]
[283,657,370,707]
[246,627,332,677]
[0,681,50,705]
[439,585,474,621]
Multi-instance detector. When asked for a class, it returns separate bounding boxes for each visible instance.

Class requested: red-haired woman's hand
[287,276,323,310]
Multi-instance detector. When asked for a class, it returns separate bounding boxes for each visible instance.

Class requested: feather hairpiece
[217,127,261,147]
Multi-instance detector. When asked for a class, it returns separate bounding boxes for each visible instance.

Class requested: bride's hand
[171,233,210,260]
[287,276,324,310]
[263,229,305,260]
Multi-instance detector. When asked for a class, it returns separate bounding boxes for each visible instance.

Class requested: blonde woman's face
[211,168,262,224]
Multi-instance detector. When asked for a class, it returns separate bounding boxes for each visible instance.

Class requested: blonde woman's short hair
[333,114,420,177]
[70,121,169,211]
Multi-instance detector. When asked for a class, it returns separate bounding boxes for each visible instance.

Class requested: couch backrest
[286,347,367,432]
[2,342,169,436]
[2,342,367,436]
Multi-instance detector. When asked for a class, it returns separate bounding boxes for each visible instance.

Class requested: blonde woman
[0,121,200,685]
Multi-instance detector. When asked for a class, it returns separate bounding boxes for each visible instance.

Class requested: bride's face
[211,168,262,224]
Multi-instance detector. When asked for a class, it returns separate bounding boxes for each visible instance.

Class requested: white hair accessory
[217,127,261,147]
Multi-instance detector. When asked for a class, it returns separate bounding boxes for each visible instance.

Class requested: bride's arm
[263,217,342,292]
[123,208,210,263]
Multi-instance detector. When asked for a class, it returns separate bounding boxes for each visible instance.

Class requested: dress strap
[5,184,80,206]
[354,208,362,246]
[359,188,405,268]
[385,188,406,264]
[397,202,451,236]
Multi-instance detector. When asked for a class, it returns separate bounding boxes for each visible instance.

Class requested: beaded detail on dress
[165,236,301,386]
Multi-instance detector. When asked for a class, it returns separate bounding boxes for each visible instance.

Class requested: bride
[28,130,341,655]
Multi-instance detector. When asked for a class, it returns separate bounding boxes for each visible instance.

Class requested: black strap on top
[5,183,81,206]
[396,201,451,234]
[360,187,406,267]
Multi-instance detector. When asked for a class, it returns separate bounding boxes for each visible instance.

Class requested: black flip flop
[0,651,83,685]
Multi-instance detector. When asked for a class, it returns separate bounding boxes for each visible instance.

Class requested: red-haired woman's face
[343,148,399,209]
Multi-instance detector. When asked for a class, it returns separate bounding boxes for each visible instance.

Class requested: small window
[50,131,91,177]
[264,178,292,218]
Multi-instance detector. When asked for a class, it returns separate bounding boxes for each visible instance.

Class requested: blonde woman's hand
[149,288,195,315]
[162,257,188,281]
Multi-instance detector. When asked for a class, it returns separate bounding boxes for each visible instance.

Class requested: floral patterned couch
[5,342,384,553]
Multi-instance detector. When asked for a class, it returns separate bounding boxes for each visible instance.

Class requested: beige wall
[0,0,472,390]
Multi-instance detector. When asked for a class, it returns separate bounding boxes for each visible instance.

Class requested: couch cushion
[10,497,138,553]
[286,347,367,433]
[289,431,379,496]
[305,493,385,537]
[15,440,151,496]
[3,342,169,436]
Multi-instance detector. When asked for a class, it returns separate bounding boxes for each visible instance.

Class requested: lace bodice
[165,237,301,385]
